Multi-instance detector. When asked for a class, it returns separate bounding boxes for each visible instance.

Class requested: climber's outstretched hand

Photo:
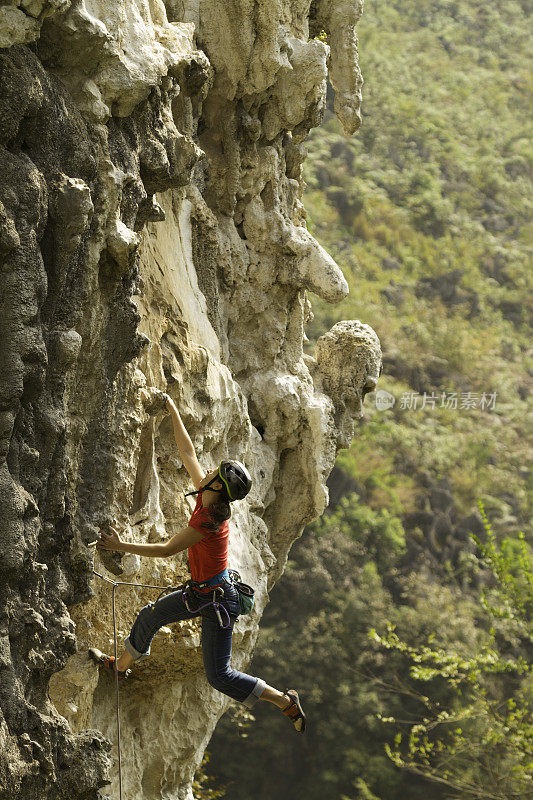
[97,524,124,552]
[165,396,203,487]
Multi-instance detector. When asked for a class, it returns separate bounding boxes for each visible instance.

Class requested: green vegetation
[303,0,531,531]
[206,499,533,799]
[193,753,227,800]
[204,1,532,798]
[372,502,533,800]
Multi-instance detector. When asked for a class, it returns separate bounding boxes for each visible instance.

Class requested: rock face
[0,3,378,799]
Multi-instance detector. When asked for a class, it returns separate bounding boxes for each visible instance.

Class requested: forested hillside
[206,2,532,798]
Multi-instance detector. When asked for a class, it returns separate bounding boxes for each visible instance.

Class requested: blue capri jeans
[124,580,266,708]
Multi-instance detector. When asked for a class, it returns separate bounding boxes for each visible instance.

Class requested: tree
[370,501,533,800]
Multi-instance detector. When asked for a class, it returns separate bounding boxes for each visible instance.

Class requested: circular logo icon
[375,389,395,411]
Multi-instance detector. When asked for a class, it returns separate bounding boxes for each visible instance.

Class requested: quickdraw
[183,584,232,629]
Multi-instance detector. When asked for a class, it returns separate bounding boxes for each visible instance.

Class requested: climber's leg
[201,615,266,707]
[123,589,198,664]
[116,649,134,673]
[200,616,304,730]
[257,684,292,708]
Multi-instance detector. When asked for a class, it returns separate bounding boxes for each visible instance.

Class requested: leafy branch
[369,502,533,800]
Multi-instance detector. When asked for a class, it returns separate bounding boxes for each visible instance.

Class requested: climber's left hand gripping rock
[97,523,125,552]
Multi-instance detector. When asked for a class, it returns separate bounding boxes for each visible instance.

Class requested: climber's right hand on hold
[164,396,203,486]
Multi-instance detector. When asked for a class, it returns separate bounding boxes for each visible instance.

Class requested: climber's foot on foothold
[281,689,306,733]
[89,647,131,679]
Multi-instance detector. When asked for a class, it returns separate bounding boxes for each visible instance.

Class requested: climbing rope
[92,571,177,800]
[92,570,231,798]
[111,580,121,800]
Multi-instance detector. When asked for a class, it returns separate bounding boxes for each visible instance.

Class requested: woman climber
[89,395,306,733]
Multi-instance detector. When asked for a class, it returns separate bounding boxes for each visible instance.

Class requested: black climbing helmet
[217,460,252,500]
[184,460,252,501]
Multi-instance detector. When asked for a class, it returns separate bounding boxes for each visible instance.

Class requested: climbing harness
[189,567,231,590]
[181,567,254,620]
[183,585,231,628]
[181,568,232,628]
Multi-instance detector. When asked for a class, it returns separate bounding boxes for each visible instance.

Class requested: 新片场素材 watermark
[374,389,497,412]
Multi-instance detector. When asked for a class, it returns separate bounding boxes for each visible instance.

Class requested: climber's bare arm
[97,525,204,557]
[165,396,204,489]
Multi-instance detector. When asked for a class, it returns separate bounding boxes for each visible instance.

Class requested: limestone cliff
[0,2,380,799]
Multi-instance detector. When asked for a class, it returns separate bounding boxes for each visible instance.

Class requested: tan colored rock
[48,654,99,731]
[0,2,375,799]
[311,0,365,134]
[0,1,70,48]
[314,320,382,448]
[37,2,201,117]
[0,6,40,48]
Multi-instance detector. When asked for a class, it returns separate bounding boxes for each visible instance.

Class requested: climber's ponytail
[207,499,231,529]
[201,488,231,531]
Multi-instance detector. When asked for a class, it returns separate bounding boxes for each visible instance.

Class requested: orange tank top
[187,491,229,584]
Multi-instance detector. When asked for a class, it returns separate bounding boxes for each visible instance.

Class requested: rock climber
[89,394,306,733]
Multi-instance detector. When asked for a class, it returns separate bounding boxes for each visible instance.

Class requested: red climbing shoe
[282,689,306,733]
[89,647,131,679]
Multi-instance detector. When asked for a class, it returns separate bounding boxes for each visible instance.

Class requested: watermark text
[375,389,498,412]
